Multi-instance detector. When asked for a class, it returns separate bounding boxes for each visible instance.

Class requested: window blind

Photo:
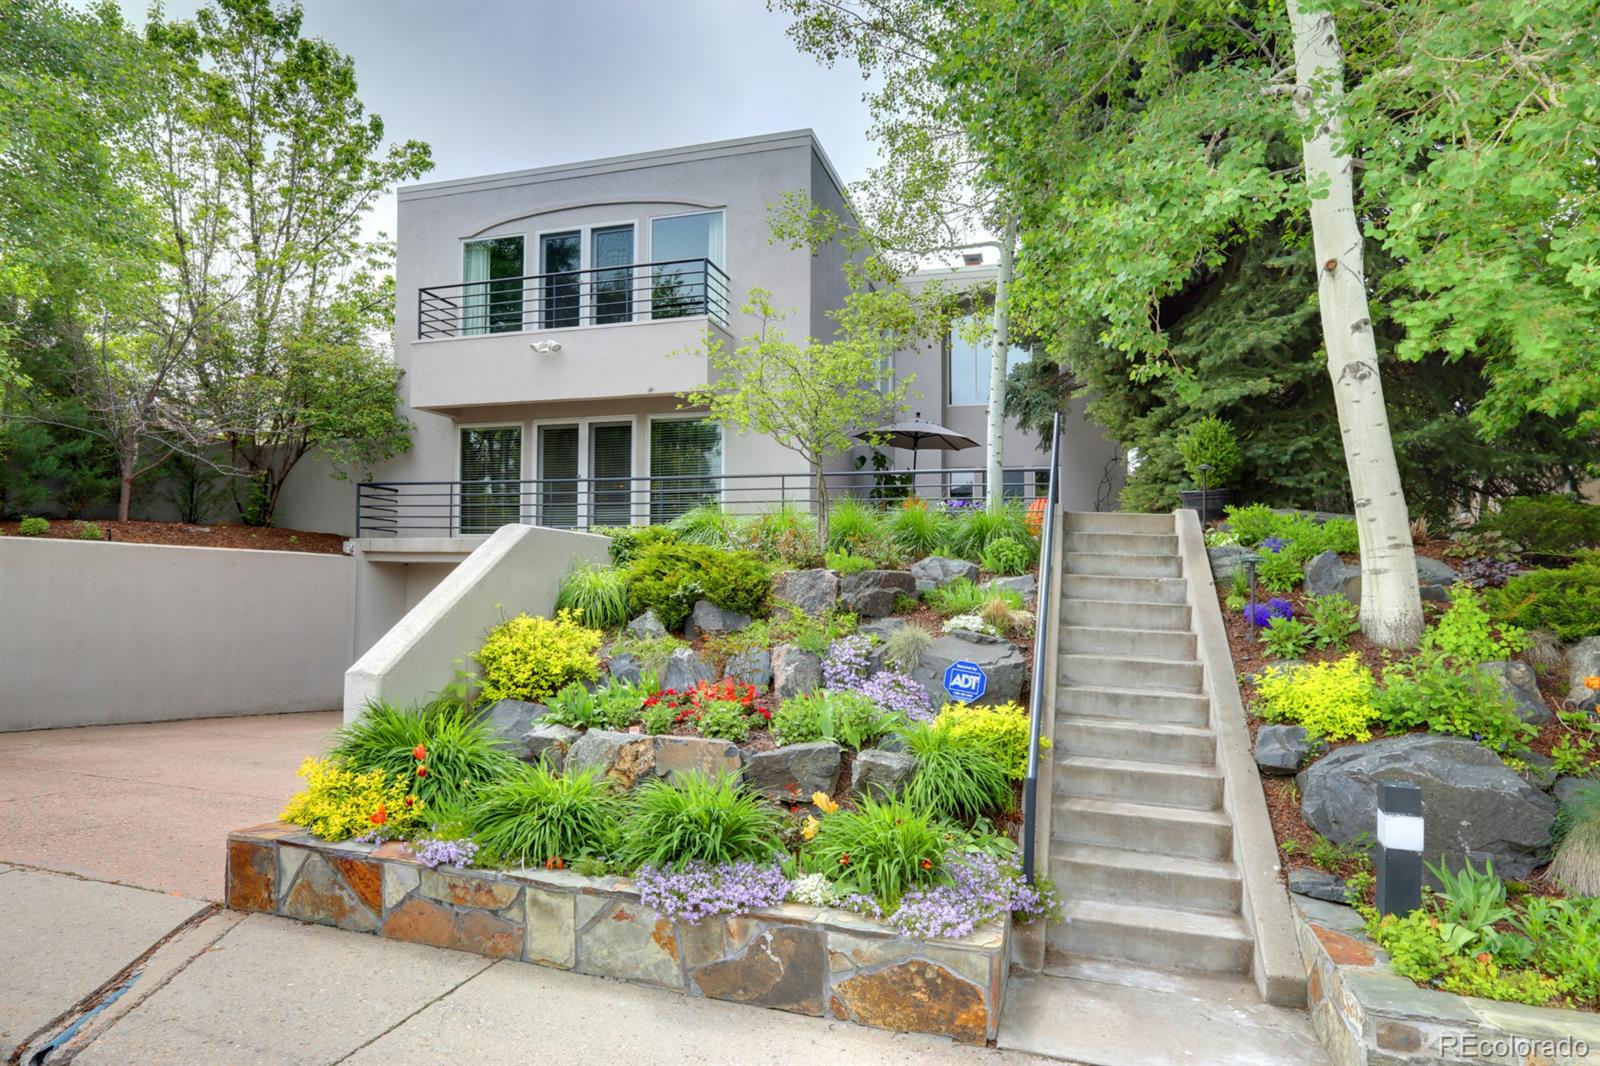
[650,419,721,523]
[459,426,521,533]
[590,422,633,526]
[539,424,579,528]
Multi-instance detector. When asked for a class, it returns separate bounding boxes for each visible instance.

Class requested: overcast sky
[114,0,880,244]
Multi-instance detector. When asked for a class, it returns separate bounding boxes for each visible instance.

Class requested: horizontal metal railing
[354,467,1052,537]
[417,257,730,339]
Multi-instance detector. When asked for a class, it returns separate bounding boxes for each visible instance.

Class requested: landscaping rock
[1555,776,1600,811]
[1568,636,1600,712]
[1515,751,1559,791]
[478,699,546,744]
[626,610,668,640]
[606,651,642,685]
[1207,545,1253,585]
[724,647,773,689]
[563,729,656,789]
[1298,734,1557,880]
[743,742,842,801]
[652,735,743,783]
[684,599,752,642]
[910,556,978,593]
[661,647,715,691]
[1303,550,1458,604]
[772,643,822,700]
[521,723,581,766]
[840,570,918,619]
[1477,659,1552,725]
[1255,724,1317,775]
[851,748,918,799]
[770,569,840,615]
[910,632,1026,707]
[858,617,910,642]
[983,574,1038,608]
[1287,868,1350,905]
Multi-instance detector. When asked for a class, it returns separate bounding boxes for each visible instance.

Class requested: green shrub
[945,503,1032,562]
[771,690,901,750]
[1260,616,1313,659]
[767,601,857,654]
[614,772,784,870]
[693,699,755,742]
[1222,503,1280,546]
[1487,556,1600,641]
[76,521,105,541]
[1254,656,1378,741]
[1479,494,1600,555]
[804,796,947,908]
[1374,657,1534,753]
[980,537,1033,575]
[554,563,631,629]
[898,718,1013,820]
[466,764,622,866]
[329,696,518,806]
[1221,505,1357,559]
[18,516,48,536]
[887,504,951,559]
[641,699,678,735]
[1256,548,1303,592]
[827,497,887,554]
[925,578,1023,617]
[625,542,771,630]
[474,611,602,703]
[1421,584,1528,665]
[883,623,934,672]
[281,758,428,842]
[1307,593,1360,650]
[824,550,875,574]
[603,524,678,567]
[733,505,819,567]
[936,700,1035,780]
[1517,894,1600,1002]
[543,675,654,731]
[669,503,738,547]
[1175,415,1241,486]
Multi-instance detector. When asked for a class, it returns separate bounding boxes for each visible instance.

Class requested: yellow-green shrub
[474,610,601,703]
[1254,655,1378,741]
[937,700,1045,780]
[280,758,426,841]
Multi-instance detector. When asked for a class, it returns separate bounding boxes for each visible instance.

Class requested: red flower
[369,803,388,826]
[921,858,933,870]
[416,764,428,778]
[838,853,852,866]
[404,796,415,807]
[413,744,427,761]
[756,706,772,721]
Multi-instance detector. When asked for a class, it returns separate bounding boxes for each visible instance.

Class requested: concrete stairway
[1048,511,1253,977]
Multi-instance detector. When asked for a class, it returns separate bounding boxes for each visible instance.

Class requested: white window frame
[530,219,639,330]
[645,411,725,524]
[459,235,528,336]
[532,414,641,528]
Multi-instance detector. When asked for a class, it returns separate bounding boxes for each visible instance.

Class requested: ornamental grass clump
[805,796,947,909]
[634,860,791,922]
[887,502,950,559]
[329,696,517,807]
[554,563,631,629]
[925,578,1023,617]
[1551,788,1600,896]
[474,610,602,703]
[883,623,933,672]
[614,772,784,871]
[898,718,1013,821]
[281,758,426,842]
[945,504,1033,563]
[465,764,622,867]
[1254,655,1378,742]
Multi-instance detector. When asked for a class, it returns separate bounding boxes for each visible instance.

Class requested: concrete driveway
[0,714,1055,1065]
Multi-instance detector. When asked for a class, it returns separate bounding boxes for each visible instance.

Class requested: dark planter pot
[1179,487,1235,524]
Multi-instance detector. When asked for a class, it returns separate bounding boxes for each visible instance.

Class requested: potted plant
[1175,415,1241,523]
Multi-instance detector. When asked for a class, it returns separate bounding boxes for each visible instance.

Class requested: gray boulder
[743,741,842,802]
[858,617,911,642]
[477,698,546,744]
[1477,660,1552,725]
[1515,752,1559,791]
[851,748,918,799]
[1555,776,1600,811]
[1569,636,1600,712]
[724,647,773,690]
[840,569,918,619]
[564,729,656,789]
[1288,867,1351,905]
[652,735,743,784]
[875,732,909,754]
[684,599,752,642]
[1255,724,1317,775]
[770,569,840,615]
[626,610,668,640]
[1207,545,1253,585]
[1298,734,1557,880]
[1304,550,1458,604]
[983,574,1038,608]
[661,647,714,692]
[606,651,642,685]
[771,643,822,700]
[522,723,581,767]
[910,556,979,594]
[910,632,1026,707]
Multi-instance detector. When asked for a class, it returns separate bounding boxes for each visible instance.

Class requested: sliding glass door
[459,426,522,533]
[590,423,633,526]
[592,226,634,325]
[538,424,580,528]
[540,232,581,329]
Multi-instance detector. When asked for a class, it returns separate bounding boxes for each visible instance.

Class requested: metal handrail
[1022,410,1064,883]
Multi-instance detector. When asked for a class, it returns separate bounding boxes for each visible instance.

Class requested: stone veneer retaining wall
[227,823,1008,1044]
[1293,895,1600,1065]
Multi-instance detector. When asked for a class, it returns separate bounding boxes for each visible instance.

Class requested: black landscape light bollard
[1242,552,1262,637]
[1376,781,1424,916]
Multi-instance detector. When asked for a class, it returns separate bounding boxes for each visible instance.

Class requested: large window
[947,313,1031,406]
[462,237,524,335]
[650,418,721,523]
[538,424,580,528]
[650,211,723,320]
[459,426,522,533]
[540,231,581,329]
[590,422,634,526]
[592,226,635,325]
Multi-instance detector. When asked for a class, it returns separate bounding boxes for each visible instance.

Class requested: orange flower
[1475,952,1492,966]
[369,803,388,826]
[413,744,428,761]
[545,855,565,870]
[921,858,933,870]
[416,764,428,778]
[838,853,852,866]
[1586,675,1600,691]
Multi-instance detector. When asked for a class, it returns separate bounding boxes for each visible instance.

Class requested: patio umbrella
[855,412,979,471]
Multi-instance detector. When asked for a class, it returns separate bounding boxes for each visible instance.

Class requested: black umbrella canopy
[855,413,979,472]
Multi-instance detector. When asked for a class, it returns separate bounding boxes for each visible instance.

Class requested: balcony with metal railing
[406,258,731,411]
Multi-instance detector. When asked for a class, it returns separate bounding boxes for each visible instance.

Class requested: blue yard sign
[943,660,987,703]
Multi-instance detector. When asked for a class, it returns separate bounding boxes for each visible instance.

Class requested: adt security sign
[943,660,987,703]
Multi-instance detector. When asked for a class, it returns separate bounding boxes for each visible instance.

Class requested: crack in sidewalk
[329,959,502,1064]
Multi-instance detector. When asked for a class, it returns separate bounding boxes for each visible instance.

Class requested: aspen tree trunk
[1287,0,1423,647]
[985,214,1018,511]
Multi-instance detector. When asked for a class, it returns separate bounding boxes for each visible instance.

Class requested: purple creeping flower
[635,861,790,923]
[888,850,1059,940]
[856,670,937,722]
[839,892,885,921]
[1259,536,1289,553]
[408,837,479,869]
[1242,598,1294,626]
[822,635,874,690]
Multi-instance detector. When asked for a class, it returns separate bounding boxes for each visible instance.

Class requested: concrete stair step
[1049,898,1253,975]
[1057,716,1217,767]
[1051,844,1241,913]
[1056,685,1211,727]
[1063,511,1176,535]
[1063,530,1179,557]
[1062,574,1188,605]
[1053,796,1233,861]
[1053,754,1223,809]
[1065,551,1182,578]
[1060,597,1192,632]
[1060,624,1196,661]
[1059,654,1203,693]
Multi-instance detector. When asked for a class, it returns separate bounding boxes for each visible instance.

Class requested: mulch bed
[0,518,347,555]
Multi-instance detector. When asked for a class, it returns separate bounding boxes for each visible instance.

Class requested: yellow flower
[812,791,839,814]
[801,816,819,841]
